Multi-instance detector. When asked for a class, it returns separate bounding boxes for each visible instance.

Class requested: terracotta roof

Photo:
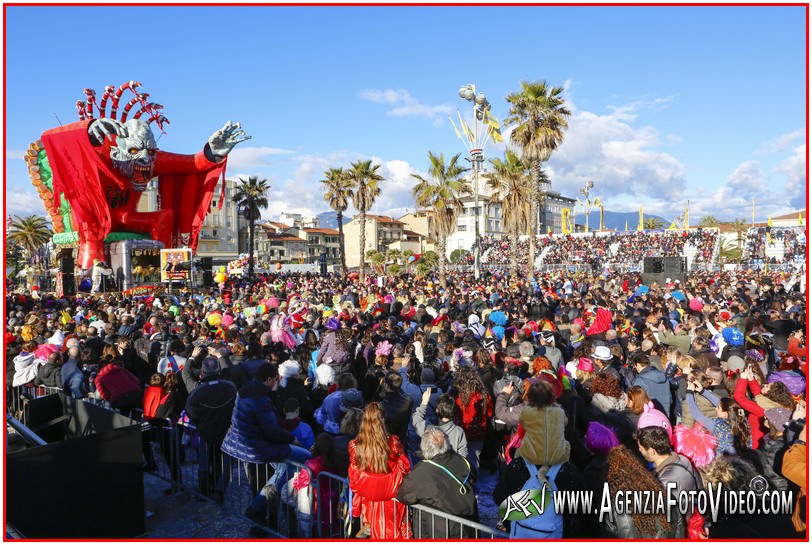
[773,210,806,221]
[268,236,306,243]
[303,228,339,235]
[365,214,405,224]
[403,229,424,237]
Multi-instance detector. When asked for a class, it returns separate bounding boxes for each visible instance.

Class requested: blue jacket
[633,366,672,415]
[221,380,294,464]
[61,358,87,398]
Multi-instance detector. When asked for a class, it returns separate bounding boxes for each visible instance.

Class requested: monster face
[110,118,157,191]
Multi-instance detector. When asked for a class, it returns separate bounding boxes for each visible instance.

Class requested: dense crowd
[5,264,808,539]
[471,229,719,269]
[744,226,806,264]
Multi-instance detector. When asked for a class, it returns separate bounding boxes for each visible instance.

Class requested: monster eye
[128,148,139,155]
[148,149,156,156]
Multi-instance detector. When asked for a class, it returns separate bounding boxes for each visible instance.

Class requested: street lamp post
[579,180,595,233]
[456,84,497,281]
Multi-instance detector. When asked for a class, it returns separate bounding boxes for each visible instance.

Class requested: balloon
[214,272,226,284]
[207,313,222,327]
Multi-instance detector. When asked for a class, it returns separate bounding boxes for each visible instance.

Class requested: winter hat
[315,363,336,387]
[339,388,364,413]
[637,402,673,438]
[585,421,619,455]
[278,360,300,388]
[482,337,497,351]
[764,407,792,432]
[725,355,746,373]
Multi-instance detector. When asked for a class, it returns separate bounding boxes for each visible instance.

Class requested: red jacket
[455,391,494,442]
[95,363,141,405]
[348,435,412,539]
[142,385,165,420]
[733,377,766,449]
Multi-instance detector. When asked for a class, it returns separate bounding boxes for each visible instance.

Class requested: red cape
[41,120,226,251]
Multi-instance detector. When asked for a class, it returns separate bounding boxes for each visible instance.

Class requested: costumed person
[347,403,412,539]
[37,82,251,268]
[90,260,112,293]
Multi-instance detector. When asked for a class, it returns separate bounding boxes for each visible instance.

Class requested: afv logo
[498,484,552,522]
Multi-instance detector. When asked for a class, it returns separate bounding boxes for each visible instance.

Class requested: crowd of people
[744,226,807,265]
[469,229,720,270]
[5,263,808,539]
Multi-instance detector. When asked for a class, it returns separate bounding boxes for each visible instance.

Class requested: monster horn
[76,101,87,121]
[99,85,115,118]
[110,80,141,120]
[121,93,149,122]
[83,89,97,119]
[147,114,170,133]
[133,102,163,120]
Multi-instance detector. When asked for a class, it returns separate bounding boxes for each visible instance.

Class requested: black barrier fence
[4,386,506,539]
[6,393,145,538]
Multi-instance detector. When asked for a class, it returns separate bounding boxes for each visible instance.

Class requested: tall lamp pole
[579,179,595,233]
[455,84,501,281]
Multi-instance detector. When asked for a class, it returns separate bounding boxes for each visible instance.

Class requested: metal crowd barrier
[7,385,64,426]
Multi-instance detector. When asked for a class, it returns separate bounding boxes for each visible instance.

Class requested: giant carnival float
[25,81,250,295]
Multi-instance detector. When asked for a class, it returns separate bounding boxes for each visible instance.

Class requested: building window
[213,229,218,237]
[457,224,467,231]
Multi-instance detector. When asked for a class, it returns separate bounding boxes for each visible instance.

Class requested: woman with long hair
[452,365,493,471]
[347,403,412,539]
[602,445,675,538]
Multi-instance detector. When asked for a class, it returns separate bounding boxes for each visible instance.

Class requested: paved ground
[140,465,502,538]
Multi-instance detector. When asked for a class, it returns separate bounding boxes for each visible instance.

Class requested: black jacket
[396,451,478,538]
[380,390,414,446]
[184,374,238,444]
[34,361,62,388]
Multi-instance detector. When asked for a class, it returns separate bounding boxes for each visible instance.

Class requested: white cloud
[7,191,47,218]
[359,88,452,126]
[726,160,763,194]
[758,129,804,154]
[6,150,26,160]
[545,99,687,210]
[225,146,295,170]
[775,144,807,210]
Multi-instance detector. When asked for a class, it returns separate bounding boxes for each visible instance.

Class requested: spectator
[396,428,478,538]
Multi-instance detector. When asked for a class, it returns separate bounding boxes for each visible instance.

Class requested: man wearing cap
[185,356,238,502]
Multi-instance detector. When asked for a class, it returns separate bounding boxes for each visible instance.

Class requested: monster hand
[88,118,128,146]
[206,121,251,162]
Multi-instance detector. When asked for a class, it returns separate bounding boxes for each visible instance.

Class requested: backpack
[502,459,564,538]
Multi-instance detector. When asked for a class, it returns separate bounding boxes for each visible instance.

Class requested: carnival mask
[110,119,157,192]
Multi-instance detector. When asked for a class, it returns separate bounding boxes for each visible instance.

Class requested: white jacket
[13,352,40,387]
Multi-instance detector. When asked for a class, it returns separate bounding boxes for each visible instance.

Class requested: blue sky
[4,4,807,225]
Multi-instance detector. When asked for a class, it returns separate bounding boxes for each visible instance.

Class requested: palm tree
[320,167,354,276]
[642,217,665,230]
[411,151,470,288]
[485,150,532,276]
[698,215,720,229]
[505,81,572,280]
[231,176,270,279]
[7,215,52,257]
[729,218,748,253]
[350,160,384,283]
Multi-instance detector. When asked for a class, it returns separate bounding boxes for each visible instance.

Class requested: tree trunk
[528,194,538,281]
[359,214,367,283]
[510,233,519,277]
[439,236,447,289]
[338,210,347,276]
[248,221,255,279]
